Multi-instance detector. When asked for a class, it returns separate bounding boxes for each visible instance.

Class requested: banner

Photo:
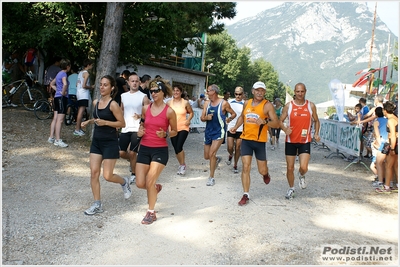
[319,119,361,157]
[328,79,345,122]
[189,108,206,128]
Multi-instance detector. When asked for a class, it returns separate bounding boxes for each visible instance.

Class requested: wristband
[264,119,269,124]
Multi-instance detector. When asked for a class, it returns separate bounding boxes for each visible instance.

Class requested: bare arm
[200,100,211,122]
[279,103,292,135]
[185,100,194,125]
[82,72,93,90]
[224,100,236,124]
[310,102,320,141]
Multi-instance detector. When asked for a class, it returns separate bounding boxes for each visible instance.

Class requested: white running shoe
[129,174,136,184]
[73,129,85,136]
[285,188,295,199]
[84,203,104,215]
[206,177,215,186]
[122,177,132,199]
[299,173,307,189]
[177,164,186,175]
[54,139,68,148]
[48,137,55,144]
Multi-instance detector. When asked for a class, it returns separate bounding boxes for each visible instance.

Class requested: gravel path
[2,107,398,265]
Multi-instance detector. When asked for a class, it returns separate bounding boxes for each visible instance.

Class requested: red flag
[382,66,388,85]
[355,68,370,75]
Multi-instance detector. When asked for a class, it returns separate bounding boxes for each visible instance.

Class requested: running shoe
[270,145,275,151]
[375,186,391,194]
[226,155,233,165]
[73,129,85,136]
[299,173,307,189]
[238,194,249,206]
[54,139,68,148]
[129,173,136,184]
[233,166,239,174]
[177,164,186,175]
[263,173,271,185]
[141,211,157,225]
[390,186,398,193]
[47,137,55,144]
[121,178,132,199]
[155,184,162,194]
[372,181,383,188]
[206,177,215,186]
[285,188,295,199]
[84,203,104,215]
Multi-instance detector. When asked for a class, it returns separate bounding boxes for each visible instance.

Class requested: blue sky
[222,1,399,35]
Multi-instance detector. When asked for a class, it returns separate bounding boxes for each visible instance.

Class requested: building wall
[116,65,207,98]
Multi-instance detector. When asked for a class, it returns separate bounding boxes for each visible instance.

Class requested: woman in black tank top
[80,75,133,215]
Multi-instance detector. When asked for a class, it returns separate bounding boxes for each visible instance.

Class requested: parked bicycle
[34,97,54,120]
[2,71,44,111]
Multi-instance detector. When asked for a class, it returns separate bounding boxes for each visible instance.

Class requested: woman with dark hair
[81,75,132,215]
[376,101,398,193]
[166,84,194,175]
[139,74,152,100]
[136,78,177,225]
[48,58,71,148]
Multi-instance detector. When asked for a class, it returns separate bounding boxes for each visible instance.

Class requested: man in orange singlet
[230,81,285,206]
[280,83,320,200]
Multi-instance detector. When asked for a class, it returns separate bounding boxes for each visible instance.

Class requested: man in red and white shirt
[280,82,320,200]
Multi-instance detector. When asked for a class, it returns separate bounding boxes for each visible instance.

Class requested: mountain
[225,2,398,103]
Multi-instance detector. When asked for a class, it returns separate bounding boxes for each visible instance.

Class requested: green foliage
[2,2,235,68]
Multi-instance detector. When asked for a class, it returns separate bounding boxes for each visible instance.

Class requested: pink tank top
[140,103,169,147]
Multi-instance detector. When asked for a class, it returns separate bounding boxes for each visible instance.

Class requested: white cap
[252,81,266,90]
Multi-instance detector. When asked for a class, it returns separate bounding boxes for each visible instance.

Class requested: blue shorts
[240,139,267,161]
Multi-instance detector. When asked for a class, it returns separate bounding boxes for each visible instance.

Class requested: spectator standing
[139,74,152,101]
[166,84,194,175]
[270,98,283,150]
[74,59,94,136]
[66,65,79,125]
[136,78,177,224]
[279,82,321,200]
[229,82,282,206]
[226,86,245,173]
[371,107,388,189]
[376,101,398,193]
[200,84,236,186]
[119,73,150,184]
[81,75,131,215]
[23,47,39,75]
[115,70,130,106]
[48,59,71,148]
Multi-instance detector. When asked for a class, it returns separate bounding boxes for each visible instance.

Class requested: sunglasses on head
[150,88,161,94]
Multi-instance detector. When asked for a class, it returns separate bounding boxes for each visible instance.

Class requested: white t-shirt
[76,70,91,100]
[121,90,146,133]
[228,99,244,132]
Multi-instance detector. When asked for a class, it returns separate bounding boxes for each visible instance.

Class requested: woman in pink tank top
[135,78,177,225]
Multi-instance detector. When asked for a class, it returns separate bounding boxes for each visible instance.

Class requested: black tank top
[93,100,118,140]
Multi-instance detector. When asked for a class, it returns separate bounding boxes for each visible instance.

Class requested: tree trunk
[88,2,126,138]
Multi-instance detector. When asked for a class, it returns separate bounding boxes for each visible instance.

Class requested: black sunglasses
[235,93,243,96]
[150,88,161,94]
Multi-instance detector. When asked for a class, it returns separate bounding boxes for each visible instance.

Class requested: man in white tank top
[74,59,94,136]
[119,73,150,183]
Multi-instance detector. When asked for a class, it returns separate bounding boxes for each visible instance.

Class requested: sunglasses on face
[235,93,243,96]
[150,88,161,94]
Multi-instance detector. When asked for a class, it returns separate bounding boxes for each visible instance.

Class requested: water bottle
[9,87,16,94]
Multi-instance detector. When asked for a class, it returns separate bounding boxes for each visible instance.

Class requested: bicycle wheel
[64,105,76,126]
[20,87,44,111]
[34,99,52,120]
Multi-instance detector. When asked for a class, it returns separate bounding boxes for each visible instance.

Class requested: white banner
[189,108,206,128]
[319,119,361,157]
[328,79,345,122]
